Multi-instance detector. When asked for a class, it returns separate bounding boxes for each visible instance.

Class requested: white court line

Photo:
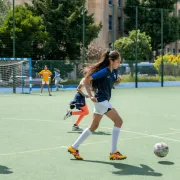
[0,119,180,156]
[128,111,179,118]
[0,131,180,156]
[99,125,180,143]
[0,146,67,156]
[1,117,180,141]
[0,136,145,156]
[0,117,72,124]
[82,123,180,135]
[170,128,180,132]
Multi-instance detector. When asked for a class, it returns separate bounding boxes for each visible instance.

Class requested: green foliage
[115,30,152,76]
[0,0,11,26]
[115,30,152,60]
[124,0,180,52]
[154,54,180,76]
[0,6,50,58]
[27,0,102,60]
[121,75,180,82]
[60,75,180,84]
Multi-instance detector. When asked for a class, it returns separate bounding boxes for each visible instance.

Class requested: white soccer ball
[153,142,169,157]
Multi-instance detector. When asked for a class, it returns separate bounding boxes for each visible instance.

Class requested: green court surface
[0,87,180,180]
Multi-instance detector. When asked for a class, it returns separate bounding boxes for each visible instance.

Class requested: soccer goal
[0,58,32,94]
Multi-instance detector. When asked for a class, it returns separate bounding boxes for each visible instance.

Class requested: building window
[118,17,122,31]
[167,48,170,53]
[109,15,112,30]
[118,0,121,7]
[178,49,180,53]
[173,48,176,54]
[109,43,112,49]
[109,0,113,6]
[178,9,180,16]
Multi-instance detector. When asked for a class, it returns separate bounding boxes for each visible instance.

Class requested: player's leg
[68,113,103,159]
[72,105,89,131]
[40,81,45,95]
[55,80,59,91]
[47,82,52,96]
[59,79,63,88]
[63,101,76,120]
[105,108,127,160]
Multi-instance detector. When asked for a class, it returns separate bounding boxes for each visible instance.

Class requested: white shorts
[42,81,49,85]
[94,100,113,115]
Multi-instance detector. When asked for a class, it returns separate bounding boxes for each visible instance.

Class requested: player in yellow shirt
[38,65,52,96]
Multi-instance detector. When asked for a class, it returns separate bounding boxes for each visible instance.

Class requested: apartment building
[15,0,31,5]
[87,0,180,54]
[165,2,180,55]
[14,0,180,54]
[87,0,123,49]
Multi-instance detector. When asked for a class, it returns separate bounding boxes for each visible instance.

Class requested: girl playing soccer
[39,65,52,96]
[63,74,89,131]
[67,51,127,160]
[53,68,63,91]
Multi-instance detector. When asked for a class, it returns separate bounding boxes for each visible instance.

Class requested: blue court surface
[1,81,180,93]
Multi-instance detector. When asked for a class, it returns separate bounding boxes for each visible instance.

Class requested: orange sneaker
[109,151,127,160]
[68,146,83,160]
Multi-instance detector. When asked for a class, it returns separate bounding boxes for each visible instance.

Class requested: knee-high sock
[72,128,92,149]
[111,126,120,154]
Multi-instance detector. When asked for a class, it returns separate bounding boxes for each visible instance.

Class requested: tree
[85,42,106,62]
[124,0,180,53]
[0,0,11,26]
[114,30,152,76]
[0,6,50,59]
[26,0,102,60]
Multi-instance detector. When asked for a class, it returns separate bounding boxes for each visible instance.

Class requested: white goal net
[0,58,32,94]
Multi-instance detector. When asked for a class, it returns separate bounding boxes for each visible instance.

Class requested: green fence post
[12,0,16,93]
[135,6,138,88]
[112,3,114,50]
[82,0,85,64]
[161,9,164,87]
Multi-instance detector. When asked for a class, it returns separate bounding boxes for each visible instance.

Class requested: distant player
[39,65,52,96]
[67,51,127,160]
[64,73,89,131]
[53,68,63,91]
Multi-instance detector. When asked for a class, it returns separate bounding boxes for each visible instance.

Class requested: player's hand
[116,75,122,82]
[115,75,122,84]
[90,97,97,102]
[85,95,89,98]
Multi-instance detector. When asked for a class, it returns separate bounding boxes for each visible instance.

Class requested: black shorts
[70,92,86,110]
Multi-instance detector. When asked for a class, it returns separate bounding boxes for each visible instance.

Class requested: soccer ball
[153,142,169,157]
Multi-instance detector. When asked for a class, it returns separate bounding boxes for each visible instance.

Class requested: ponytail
[83,50,120,91]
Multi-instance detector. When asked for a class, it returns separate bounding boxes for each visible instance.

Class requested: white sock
[72,128,92,149]
[111,126,120,154]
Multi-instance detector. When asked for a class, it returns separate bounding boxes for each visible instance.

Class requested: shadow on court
[0,165,13,174]
[71,160,162,176]
[158,161,175,165]
[67,131,111,135]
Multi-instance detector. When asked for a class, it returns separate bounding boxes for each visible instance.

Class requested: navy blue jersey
[70,92,86,110]
[91,67,118,102]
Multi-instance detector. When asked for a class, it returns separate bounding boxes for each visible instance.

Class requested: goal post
[0,58,32,94]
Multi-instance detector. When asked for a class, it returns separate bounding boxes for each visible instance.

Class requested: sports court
[0,86,180,180]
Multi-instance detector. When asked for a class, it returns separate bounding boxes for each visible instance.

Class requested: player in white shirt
[53,68,63,91]
[64,77,89,131]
